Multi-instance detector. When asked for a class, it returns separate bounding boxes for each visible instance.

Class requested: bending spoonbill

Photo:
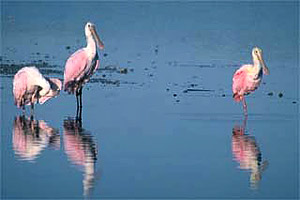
[232,47,270,115]
[13,66,62,116]
[63,22,104,120]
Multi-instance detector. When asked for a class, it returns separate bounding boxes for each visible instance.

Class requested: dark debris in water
[119,68,128,74]
[267,92,274,96]
[179,64,215,68]
[183,88,215,93]
[278,93,283,98]
[292,101,297,104]
[89,78,138,87]
[0,61,63,76]
[90,78,120,86]
[97,65,132,74]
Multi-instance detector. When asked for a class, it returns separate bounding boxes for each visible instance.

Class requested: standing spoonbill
[63,22,104,120]
[232,47,270,115]
[13,66,62,116]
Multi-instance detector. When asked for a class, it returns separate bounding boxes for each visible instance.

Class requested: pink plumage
[63,22,104,120]
[13,70,29,108]
[13,66,62,111]
[232,64,261,102]
[63,49,99,94]
[232,47,269,115]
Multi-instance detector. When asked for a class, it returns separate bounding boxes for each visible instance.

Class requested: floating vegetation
[0,61,63,77]
[97,65,132,74]
[183,88,214,93]
[119,68,128,74]
[179,64,215,68]
[89,77,120,86]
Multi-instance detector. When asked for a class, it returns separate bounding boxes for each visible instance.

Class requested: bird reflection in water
[13,115,60,161]
[63,118,98,197]
[231,116,268,189]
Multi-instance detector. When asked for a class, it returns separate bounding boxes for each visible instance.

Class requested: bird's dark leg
[242,112,248,130]
[30,103,34,120]
[76,87,82,122]
[242,97,248,117]
[76,91,79,118]
[240,110,248,135]
[78,87,83,122]
[22,105,26,116]
[76,91,80,121]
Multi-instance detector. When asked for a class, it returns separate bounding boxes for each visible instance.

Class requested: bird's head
[252,47,269,75]
[85,22,104,50]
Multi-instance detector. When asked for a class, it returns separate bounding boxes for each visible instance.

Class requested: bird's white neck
[86,35,97,60]
[253,57,262,71]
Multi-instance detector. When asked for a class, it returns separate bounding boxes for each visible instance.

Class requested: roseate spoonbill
[63,22,104,120]
[232,47,270,115]
[13,66,62,116]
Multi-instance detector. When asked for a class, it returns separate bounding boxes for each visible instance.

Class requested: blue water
[1,1,299,199]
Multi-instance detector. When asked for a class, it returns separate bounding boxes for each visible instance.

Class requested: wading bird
[232,47,270,115]
[63,22,104,120]
[13,66,62,116]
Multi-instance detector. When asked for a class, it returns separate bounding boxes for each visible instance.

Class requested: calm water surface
[1,1,299,199]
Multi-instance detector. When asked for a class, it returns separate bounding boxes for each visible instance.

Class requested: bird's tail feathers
[64,81,78,94]
[233,93,242,102]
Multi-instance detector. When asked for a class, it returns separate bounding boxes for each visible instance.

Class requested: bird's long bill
[258,54,270,75]
[90,27,104,50]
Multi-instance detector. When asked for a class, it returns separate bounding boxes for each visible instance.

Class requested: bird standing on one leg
[13,66,62,118]
[63,22,104,121]
[232,47,270,115]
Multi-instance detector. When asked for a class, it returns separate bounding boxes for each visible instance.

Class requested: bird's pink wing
[13,71,27,107]
[232,66,248,93]
[64,49,88,88]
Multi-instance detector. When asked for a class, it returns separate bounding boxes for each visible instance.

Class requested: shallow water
[1,1,299,199]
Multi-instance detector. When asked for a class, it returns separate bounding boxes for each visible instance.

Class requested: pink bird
[232,47,270,115]
[63,22,104,120]
[13,66,62,116]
